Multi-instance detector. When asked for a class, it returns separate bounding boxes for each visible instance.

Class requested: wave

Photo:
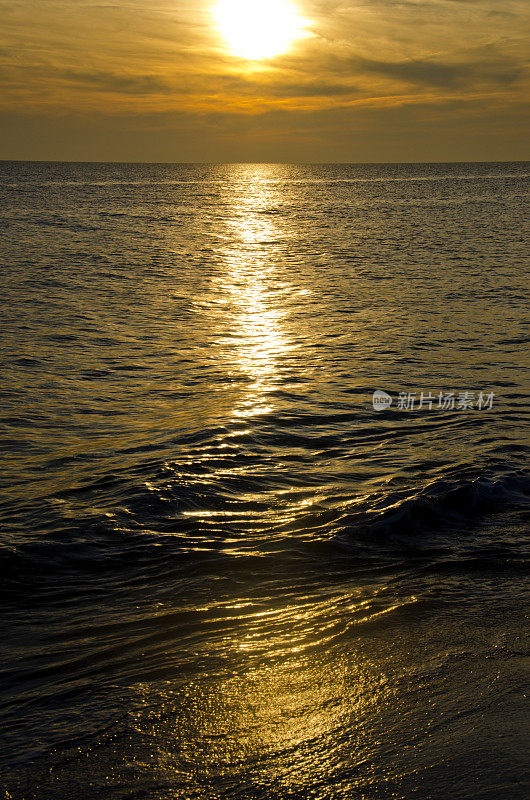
[1,464,528,604]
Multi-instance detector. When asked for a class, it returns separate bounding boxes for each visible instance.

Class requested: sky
[0,0,529,162]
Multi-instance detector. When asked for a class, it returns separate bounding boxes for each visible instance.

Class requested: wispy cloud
[63,70,176,95]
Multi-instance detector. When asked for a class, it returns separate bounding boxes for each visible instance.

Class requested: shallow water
[0,162,529,799]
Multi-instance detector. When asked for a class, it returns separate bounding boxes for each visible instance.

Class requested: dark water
[0,162,529,799]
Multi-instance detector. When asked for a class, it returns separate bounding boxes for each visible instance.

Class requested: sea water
[0,162,529,799]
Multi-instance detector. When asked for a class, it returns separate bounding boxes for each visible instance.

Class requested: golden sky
[0,0,529,161]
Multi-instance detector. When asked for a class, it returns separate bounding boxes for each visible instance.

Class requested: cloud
[353,55,524,89]
[63,70,175,95]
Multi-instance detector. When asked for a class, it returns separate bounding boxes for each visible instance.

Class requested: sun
[214,0,306,60]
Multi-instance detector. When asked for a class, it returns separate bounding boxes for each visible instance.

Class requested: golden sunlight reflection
[217,166,294,420]
[128,600,404,795]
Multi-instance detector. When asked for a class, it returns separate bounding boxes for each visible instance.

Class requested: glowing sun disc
[214,0,305,60]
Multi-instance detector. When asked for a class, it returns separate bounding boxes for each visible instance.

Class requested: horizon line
[1,158,529,166]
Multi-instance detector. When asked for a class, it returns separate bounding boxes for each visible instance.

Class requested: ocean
[0,161,529,799]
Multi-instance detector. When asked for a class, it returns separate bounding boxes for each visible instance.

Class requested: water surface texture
[0,162,529,799]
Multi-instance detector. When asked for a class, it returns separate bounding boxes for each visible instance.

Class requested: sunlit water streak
[215,170,295,420]
[0,161,528,799]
